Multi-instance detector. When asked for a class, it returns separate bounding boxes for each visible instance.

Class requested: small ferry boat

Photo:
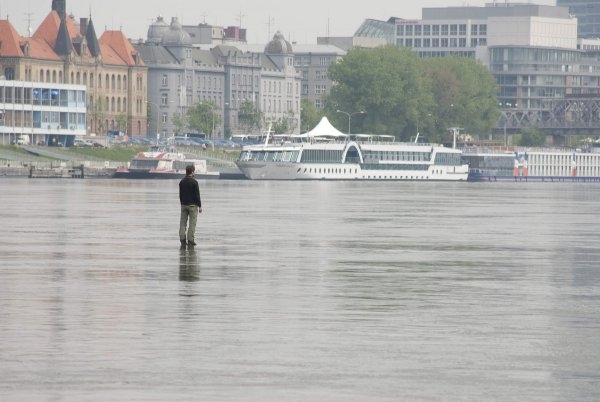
[462,147,600,182]
[235,117,468,181]
[113,146,220,179]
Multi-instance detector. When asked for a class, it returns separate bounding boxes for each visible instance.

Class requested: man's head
[186,165,195,175]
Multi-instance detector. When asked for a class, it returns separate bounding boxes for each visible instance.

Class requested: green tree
[172,111,187,135]
[326,45,433,140]
[90,95,107,134]
[186,101,220,136]
[518,128,546,147]
[271,117,289,134]
[300,98,321,132]
[421,57,500,142]
[326,47,499,143]
[116,113,127,133]
[238,100,262,132]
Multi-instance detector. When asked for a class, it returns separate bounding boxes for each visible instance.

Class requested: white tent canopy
[296,117,347,138]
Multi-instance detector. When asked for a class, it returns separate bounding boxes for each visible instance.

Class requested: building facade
[0,79,86,146]
[0,0,147,139]
[292,44,345,115]
[557,0,600,39]
[355,3,600,139]
[138,18,303,137]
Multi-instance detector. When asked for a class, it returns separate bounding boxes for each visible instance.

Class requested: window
[423,25,431,36]
[161,93,168,105]
[415,25,421,36]
[4,67,15,80]
[479,24,487,35]
[396,25,404,36]
[450,25,457,35]
[471,24,478,35]
[432,25,440,36]
[441,25,449,36]
[441,38,448,48]
[459,24,467,36]
[405,25,413,36]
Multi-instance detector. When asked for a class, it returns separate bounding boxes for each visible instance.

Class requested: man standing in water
[179,165,202,246]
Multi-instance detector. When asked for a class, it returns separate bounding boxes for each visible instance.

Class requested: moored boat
[462,147,600,182]
[235,117,468,181]
[113,146,220,179]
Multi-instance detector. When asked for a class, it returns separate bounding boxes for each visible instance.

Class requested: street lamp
[146,100,159,144]
[499,102,513,146]
[414,113,432,143]
[336,109,366,134]
[224,102,230,137]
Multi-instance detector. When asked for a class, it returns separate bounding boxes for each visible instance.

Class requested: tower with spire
[51,0,66,20]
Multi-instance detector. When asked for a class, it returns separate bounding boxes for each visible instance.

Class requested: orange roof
[99,30,144,66]
[32,11,81,51]
[23,37,62,60]
[33,11,61,48]
[0,20,24,57]
[1,11,141,65]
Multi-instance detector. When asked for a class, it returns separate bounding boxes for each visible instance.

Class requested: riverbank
[0,144,241,178]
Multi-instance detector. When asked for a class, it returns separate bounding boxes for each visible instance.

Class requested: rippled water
[1,178,599,401]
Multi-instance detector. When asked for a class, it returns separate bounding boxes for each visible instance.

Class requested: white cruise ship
[235,117,468,181]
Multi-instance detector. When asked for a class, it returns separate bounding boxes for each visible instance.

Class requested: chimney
[80,18,88,35]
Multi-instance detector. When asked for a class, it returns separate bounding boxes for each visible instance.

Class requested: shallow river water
[1,178,599,401]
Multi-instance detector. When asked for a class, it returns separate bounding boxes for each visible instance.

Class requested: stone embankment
[0,160,119,178]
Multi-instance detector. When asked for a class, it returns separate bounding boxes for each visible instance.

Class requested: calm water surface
[1,178,599,401]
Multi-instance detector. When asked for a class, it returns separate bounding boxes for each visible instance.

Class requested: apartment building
[0,0,147,138]
[138,17,303,136]
[0,79,86,146]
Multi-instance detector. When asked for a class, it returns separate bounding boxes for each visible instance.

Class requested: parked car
[213,139,240,148]
[74,139,94,147]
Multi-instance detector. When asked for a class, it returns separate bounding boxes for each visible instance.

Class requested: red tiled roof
[32,11,81,51]
[33,11,61,48]
[24,37,62,60]
[100,30,144,66]
[0,20,25,57]
[2,12,141,66]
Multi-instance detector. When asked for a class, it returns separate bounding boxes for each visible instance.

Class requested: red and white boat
[113,146,220,179]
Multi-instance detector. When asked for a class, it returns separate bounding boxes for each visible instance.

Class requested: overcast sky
[3,0,556,44]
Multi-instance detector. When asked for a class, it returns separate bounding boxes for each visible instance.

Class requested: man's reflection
[179,246,199,281]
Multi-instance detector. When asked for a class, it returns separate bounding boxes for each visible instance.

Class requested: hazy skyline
[3,0,555,44]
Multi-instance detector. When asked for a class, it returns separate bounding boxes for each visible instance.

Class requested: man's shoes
[187,241,197,246]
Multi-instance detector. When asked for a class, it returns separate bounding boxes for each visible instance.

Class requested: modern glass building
[355,4,600,137]
[0,80,87,146]
[557,0,600,39]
